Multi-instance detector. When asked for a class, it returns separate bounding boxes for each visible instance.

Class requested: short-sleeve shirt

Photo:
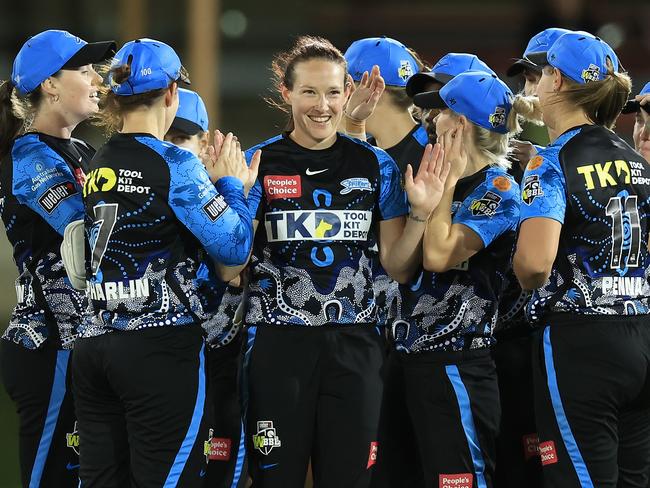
[245,132,408,327]
[0,133,92,349]
[520,124,650,320]
[395,167,520,353]
[81,133,253,336]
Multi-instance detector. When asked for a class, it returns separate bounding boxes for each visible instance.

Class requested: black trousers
[493,331,542,488]
[372,348,500,488]
[532,315,650,488]
[205,331,248,488]
[72,324,209,488]
[1,339,79,488]
[243,325,385,488]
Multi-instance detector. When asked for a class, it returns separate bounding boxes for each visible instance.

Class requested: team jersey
[520,124,650,320]
[394,167,520,353]
[196,258,244,347]
[367,125,428,328]
[0,133,91,350]
[494,159,532,336]
[81,133,253,336]
[245,132,408,327]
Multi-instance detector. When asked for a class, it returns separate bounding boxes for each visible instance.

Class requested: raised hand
[345,65,385,122]
[204,131,248,184]
[509,139,537,171]
[404,142,451,218]
[439,127,468,187]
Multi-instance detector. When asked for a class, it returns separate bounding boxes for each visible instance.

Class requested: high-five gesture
[404,142,451,219]
[344,65,385,122]
[204,130,260,194]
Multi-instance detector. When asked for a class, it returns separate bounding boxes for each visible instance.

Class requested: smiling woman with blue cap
[513,31,650,488]
[0,29,115,488]
[376,71,533,488]
[71,38,259,487]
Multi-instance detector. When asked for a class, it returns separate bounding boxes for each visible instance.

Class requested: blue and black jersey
[520,124,650,320]
[245,132,408,327]
[367,125,428,328]
[81,133,253,336]
[394,167,520,353]
[0,133,92,349]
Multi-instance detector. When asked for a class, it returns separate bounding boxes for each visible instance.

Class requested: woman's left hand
[404,142,451,218]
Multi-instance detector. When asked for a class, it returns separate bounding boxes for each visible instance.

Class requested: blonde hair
[93,62,169,135]
[453,94,543,170]
[553,60,631,129]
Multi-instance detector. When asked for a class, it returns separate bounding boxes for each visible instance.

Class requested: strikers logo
[66,421,80,455]
[398,60,414,82]
[522,174,543,205]
[469,191,502,217]
[488,106,506,129]
[252,421,282,455]
[340,177,372,195]
[581,63,600,83]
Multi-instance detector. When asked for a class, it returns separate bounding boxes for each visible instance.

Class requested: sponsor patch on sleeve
[469,191,502,217]
[203,194,229,221]
[522,174,543,205]
[38,182,78,213]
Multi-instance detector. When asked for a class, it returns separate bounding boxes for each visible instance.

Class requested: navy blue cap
[405,53,495,97]
[11,30,115,95]
[622,81,650,114]
[171,88,209,135]
[344,36,418,87]
[527,31,620,84]
[413,71,514,134]
[507,27,572,77]
[109,38,190,96]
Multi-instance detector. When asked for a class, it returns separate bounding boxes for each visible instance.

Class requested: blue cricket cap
[527,31,620,84]
[413,71,514,134]
[344,36,418,87]
[622,81,650,114]
[406,53,495,97]
[507,27,572,77]
[171,88,209,135]
[109,38,190,96]
[11,30,115,95]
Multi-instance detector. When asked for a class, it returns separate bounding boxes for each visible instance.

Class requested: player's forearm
[382,213,427,284]
[423,188,457,272]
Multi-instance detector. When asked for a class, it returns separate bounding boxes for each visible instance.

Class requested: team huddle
[0,24,649,488]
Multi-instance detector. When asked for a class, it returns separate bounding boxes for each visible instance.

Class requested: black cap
[405,72,450,98]
[62,40,117,68]
[170,117,204,136]
[412,90,446,109]
[506,58,542,77]
[525,51,549,68]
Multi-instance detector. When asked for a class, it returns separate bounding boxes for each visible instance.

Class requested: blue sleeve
[12,135,83,236]
[453,174,520,248]
[519,152,566,224]
[376,149,408,220]
[244,148,263,220]
[157,143,253,266]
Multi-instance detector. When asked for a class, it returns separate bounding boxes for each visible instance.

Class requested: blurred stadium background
[1,0,649,485]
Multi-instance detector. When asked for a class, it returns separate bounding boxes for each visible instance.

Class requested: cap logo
[398,60,414,82]
[489,106,506,128]
[448,98,457,106]
[581,64,600,83]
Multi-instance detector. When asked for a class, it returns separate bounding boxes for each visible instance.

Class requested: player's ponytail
[0,80,45,160]
[556,58,631,129]
[267,36,348,129]
[94,62,170,135]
